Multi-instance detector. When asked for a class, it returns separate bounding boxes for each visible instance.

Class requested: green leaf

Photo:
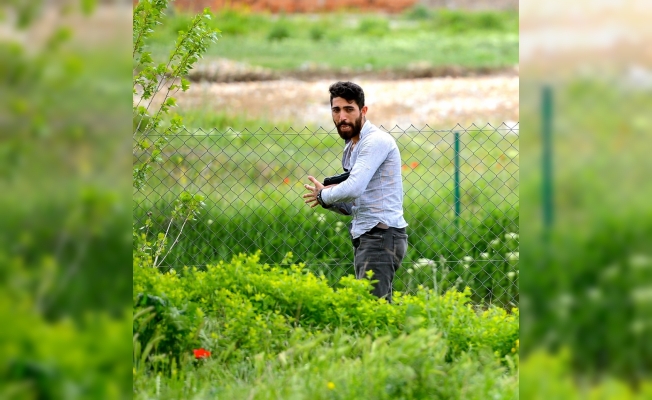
[170,114,184,127]
[140,52,153,65]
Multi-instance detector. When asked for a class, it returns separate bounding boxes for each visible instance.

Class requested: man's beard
[335,114,363,140]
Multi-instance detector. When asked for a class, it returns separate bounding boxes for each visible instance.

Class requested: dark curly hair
[329,81,365,109]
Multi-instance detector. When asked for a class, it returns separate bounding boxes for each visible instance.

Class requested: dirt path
[174,76,518,129]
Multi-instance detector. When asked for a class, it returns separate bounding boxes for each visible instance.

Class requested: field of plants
[133,250,520,398]
[147,6,519,73]
[132,2,520,398]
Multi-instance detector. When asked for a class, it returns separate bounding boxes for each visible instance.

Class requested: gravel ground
[173,75,519,129]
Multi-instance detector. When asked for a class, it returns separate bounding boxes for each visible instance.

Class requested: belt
[368,224,406,234]
[355,224,406,249]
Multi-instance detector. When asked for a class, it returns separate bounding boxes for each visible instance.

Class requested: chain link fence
[134,123,519,307]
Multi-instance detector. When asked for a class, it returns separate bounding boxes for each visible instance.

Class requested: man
[303,81,408,303]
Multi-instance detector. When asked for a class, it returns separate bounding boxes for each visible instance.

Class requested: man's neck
[351,119,367,144]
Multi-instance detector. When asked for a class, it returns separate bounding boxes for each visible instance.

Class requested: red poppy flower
[410,162,419,169]
[402,164,408,171]
[193,348,211,359]
[283,177,290,185]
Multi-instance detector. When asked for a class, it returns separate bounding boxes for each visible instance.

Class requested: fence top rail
[142,122,520,136]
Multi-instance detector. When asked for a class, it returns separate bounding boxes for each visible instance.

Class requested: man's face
[331,97,367,140]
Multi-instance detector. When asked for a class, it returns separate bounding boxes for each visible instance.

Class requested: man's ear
[361,105,368,116]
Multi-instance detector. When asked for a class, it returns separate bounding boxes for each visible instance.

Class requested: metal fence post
[454,131,461,230]
[542,86,554,232]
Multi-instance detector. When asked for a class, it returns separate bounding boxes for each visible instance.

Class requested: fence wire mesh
[134,123,519,307]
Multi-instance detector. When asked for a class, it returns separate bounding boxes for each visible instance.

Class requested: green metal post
[454,132,461,230]
[542,86,554,229]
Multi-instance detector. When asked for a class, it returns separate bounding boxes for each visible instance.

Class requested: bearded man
[303,81,408,303]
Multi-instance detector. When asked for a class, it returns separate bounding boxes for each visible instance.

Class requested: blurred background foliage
[144,5,518,72]
[0,0,132,398]
[519,0,652,393]
[520,79,652,385]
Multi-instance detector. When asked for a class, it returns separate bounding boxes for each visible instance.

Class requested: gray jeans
[352,226,408,303]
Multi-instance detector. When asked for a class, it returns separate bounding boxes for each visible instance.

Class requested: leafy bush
[309,24,326,41]
[404,4,431,20]
[357,16,390,37]
[133,252,518,366]
[133,252,518,398]
[475,11,505,30]
[520,350,652,399]
[267,21,292,42]
[0,252,131,399]
[431,10,508,33]
[212,7,264,36]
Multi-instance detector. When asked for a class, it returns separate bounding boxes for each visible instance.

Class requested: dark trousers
[352,226,408,303]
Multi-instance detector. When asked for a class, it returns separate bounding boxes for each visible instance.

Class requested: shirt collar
[345,120,371,144]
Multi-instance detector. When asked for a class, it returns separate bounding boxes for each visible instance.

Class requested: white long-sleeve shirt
[321,120,408,239]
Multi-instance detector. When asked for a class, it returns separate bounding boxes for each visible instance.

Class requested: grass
[146,8,518,71]
[134,122,519,305]
[176,109,301,132]
[183,32,518,70]
[134,331,518,399]
[133,253,519,399]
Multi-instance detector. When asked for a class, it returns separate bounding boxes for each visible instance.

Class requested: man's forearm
[316,186,352,216]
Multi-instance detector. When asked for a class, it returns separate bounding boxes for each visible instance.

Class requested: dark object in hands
[323,171,350,186]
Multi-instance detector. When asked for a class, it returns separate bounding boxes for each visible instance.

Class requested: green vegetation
[177,109,300,132]
[133,252,519,399]
[1,256,131,398]
[521,350,652,399]
[519,81,652,382]
[0,1,133,397]
[131,3,521,398]
[147,7,518,71]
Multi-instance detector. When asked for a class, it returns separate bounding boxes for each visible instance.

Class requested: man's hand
[302,176,324,208]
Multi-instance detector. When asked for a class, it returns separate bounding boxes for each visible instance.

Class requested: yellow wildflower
[327,382,335,390]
